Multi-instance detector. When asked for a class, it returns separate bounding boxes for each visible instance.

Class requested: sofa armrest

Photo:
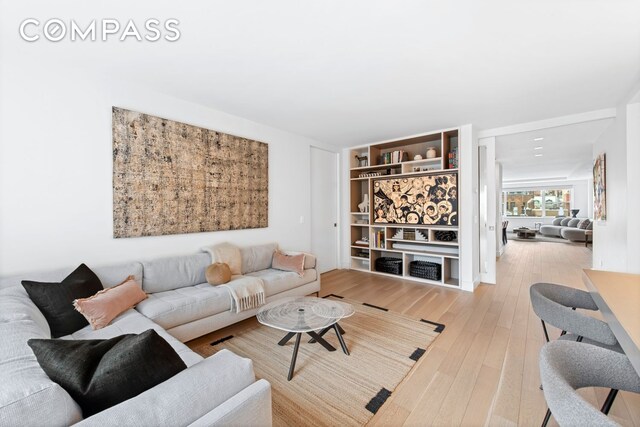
[281,250,316,270]
[187,379,272,427]
[76,349,255,427]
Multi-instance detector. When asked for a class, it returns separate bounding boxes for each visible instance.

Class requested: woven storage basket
[434,230,457,242]
[409,260,442,281]
[374,257,403,275]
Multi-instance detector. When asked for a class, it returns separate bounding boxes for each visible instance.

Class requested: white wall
[496,163,504,256]
[478,137,497,284]
[501,179,591,231]
[340,148,352,269]
[592,105,628,271]
[626,101,640,273]
[592,83,640,273]
[0,63,337,277]
[459,124,480,290]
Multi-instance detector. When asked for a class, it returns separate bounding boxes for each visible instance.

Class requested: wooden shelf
[404,157,442,164]
[350,163,402,171]
[387,238,430,243]
[444,277,460,287]
[363,269,461,289]
[369,224,459,229]
[429,240,459,246]
[351,157,442,172]
[348,128,461,289]
[401,249,459,259]
[351,167,459,181]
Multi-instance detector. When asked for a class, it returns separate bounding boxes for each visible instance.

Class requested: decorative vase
[414,154,423,160]
[426,147,437,159]
[358,194,369,213]
[571,209,580,218]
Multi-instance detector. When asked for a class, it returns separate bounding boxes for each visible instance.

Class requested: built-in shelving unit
[348,128,461,288]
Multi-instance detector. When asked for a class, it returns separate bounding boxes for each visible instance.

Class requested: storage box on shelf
[374,257,403,275]
[347,127,462,288]
[409,260,441,281]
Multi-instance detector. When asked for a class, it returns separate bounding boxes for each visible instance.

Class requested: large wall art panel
[112,107,268,238]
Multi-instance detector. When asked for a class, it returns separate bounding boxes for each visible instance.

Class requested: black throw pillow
[28,329,187,417]
[22,263,104,337]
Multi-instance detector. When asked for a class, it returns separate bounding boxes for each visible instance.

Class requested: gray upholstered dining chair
[529,282,622,352]
[530,282,624,415]
[539,340,640,427]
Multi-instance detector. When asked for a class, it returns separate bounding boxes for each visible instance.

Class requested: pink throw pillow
[272,251,306,277]
[74,275,147,330]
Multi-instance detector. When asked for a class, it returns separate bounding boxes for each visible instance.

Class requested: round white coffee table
[257,297,354,380]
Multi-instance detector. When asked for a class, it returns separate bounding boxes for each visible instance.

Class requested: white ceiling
[1,0,639,146]
[495,119,613,182]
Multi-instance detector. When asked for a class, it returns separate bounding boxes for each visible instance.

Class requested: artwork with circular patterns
[373,173,458,226]
[206,263,231,285]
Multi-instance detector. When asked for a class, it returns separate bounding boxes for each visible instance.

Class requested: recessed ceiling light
[535,153,543,157]
[534,146,543,150]
[533,137,544,141]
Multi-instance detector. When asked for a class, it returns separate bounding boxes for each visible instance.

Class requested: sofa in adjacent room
[0,242,319,426]
[539,217,593,242]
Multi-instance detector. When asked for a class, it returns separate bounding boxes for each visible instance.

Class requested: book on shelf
[448,146,458,169]
[381,150,408,165]
[372,230,385,248]
[353,239,369,247]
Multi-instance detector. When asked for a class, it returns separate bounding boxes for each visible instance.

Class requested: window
[503,188,572,217]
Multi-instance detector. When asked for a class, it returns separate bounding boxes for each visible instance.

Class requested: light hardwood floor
[190,240,640,426]
[325,240,640,427]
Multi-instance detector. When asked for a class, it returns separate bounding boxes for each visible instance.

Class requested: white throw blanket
[219,276,266,313]
[201,242,242,275]
[202,243,265,313]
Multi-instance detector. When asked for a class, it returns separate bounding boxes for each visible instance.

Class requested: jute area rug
[190,296,442,426]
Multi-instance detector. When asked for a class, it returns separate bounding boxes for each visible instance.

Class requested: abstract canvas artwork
[373,173,458,226]
[112,107,268,238]
[593,152,606,221]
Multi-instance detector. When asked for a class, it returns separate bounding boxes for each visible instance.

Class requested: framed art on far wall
[372,172,458,226]
[593,152,606,221]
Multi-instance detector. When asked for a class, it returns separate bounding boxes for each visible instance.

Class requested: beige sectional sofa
[0,242,319,426]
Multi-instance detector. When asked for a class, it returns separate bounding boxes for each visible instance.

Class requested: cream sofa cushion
[75,350,256,427]
[246,268,318,297]
[142,254,210,294]
[62,309,202,368]
[0,287,83,427]
[136,284,231,330]
[240,243,278,274]
[0,261,143,290]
